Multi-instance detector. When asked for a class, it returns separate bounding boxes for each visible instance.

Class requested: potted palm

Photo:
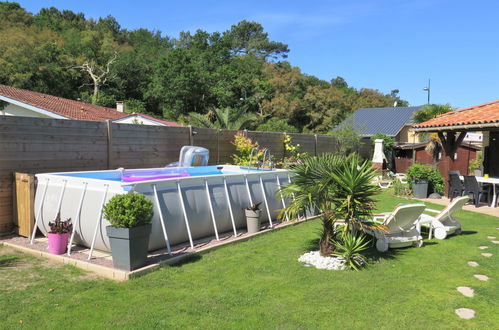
[244,202,262,234]
[47,213,72,255]
[103,193,154,271]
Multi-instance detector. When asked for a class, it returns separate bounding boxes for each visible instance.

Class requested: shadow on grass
[460,230,477,236]
[303,237,402,263]
[169,253,202,267]
[0,255,20,268]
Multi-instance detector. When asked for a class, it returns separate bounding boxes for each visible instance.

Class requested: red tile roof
[0,84,127,122]
[413,100,499,130]
[122,113,183,127]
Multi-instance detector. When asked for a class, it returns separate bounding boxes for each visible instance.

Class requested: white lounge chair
[365,204,426,252]
[418,196,469,239]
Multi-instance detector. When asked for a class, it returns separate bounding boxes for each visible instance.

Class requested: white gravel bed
[298,251,346,270]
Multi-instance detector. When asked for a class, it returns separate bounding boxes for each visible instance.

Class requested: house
[413,99,499,179]
[0,84,181,127]
[393,142,479,174]
[336,106,424,143]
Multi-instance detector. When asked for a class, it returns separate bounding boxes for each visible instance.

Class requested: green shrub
[393,179,411,198]
[332,231,369,271]
[407,164,444,194]
[103,193,154,228]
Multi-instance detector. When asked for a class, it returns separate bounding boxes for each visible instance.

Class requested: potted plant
[407,164,431,198]
[469,153,483,176]
[103,193,154,271]
[407,164,444,198]
[47,213,72,255]
[244,202,262,234]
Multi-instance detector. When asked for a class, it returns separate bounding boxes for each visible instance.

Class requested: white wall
[113,115,166,126]
[0,103,52,118]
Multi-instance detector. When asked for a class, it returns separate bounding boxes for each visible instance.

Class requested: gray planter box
[412,180,429,199]
[245,209,261,234]
[106,224,152,271]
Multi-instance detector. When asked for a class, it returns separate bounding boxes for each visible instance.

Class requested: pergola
[412,100,499,192]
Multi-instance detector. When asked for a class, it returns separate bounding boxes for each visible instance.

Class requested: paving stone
[467,261,479,267]
[478,246,489,250]
[481,253,493,257]
[473,274,489,281]
[487,236,496,239]
[457,286,475,297]
[455,308,475,319]
[492,240,499,244]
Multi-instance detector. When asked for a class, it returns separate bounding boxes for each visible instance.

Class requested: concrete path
[418,197,499,217]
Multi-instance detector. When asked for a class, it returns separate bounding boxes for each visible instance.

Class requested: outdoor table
[460,175,499,208]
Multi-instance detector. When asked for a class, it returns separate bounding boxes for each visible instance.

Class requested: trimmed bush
[103,193,153,228]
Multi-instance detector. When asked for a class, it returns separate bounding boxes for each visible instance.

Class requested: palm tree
[187,107,257,130]
[279,153,379,256]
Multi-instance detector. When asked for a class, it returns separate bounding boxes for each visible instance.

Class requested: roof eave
[413,122,499,132]
[0,95,68,119]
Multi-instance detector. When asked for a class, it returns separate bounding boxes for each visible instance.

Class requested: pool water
[57,165,263,182]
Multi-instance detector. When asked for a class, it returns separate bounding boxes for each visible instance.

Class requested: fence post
[188,125,194,145]
[314,134,318,156]
[106,120,114,169]
[282,132,286,163]
[217,129,220,164]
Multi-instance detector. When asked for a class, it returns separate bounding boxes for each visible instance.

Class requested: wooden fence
[0,116,371,234]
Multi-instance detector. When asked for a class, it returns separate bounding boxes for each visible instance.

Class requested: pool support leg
[87,184,109,260]
[204,179,220,241]
[67,182,88,256]
[275,175,289,221]
[259,175,273,228]
[30,178,49,244]
[152,184,172,255]
[33,179,67,244]
[244,175,253,206]
[177,181,195,249]
[223,177,238,237]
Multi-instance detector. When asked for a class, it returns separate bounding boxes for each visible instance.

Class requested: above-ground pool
[33,165,291,255]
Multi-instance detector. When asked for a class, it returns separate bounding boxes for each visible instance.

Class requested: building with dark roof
[0,84,181,127]
[336,105,424,142]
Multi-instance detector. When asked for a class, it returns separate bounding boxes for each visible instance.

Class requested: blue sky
[16,0,499,108]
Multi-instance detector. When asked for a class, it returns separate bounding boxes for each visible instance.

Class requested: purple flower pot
[47,232,70,255]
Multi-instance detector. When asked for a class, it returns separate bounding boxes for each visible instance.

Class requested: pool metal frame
[31,166,292,258]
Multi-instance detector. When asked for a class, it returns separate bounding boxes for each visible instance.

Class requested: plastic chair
[448,172,464,201]
[463,176,490,207]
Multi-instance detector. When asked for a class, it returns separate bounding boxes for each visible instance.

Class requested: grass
[1,192,498,329]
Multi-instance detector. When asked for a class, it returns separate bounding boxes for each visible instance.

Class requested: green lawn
[1,192,498,329]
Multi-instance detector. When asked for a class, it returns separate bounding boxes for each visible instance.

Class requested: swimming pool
[33,165,291,257]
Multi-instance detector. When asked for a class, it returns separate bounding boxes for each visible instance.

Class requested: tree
[73,52,118,104]
[412,104,453,123]
[256,117,299,133]
[279,154,379,256]
[222,20,289,61]
[330,118,363,155]
[331,76,348,89]
[187,107,256,130]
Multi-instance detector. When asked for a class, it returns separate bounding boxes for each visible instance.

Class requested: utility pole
[423,79,431,104]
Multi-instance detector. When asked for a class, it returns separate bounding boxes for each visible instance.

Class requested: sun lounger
[418,196,469,239]
[364,204,426,252]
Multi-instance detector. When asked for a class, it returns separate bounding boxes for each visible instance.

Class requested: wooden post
[106,120,114,169]
[14,173,35,237]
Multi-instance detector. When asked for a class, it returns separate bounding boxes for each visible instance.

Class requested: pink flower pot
[47,232,70,255]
